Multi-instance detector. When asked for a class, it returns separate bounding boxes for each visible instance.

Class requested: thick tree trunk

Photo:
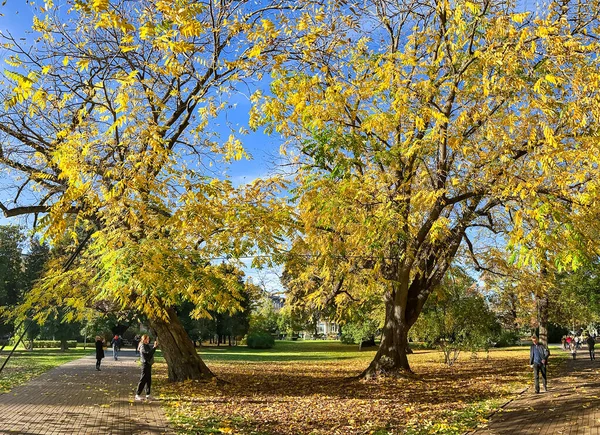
[360,287,412,378]
[537,266,549,346]
[148,307,214,381]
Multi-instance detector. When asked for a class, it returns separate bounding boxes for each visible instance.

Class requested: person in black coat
[95,336,105,371]
[586,335,596,360]
[135,334,158,401]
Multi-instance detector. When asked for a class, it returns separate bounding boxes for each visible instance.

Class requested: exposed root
[359,356,418,381]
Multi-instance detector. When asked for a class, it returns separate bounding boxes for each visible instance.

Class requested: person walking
[135,334,158,401]
[529,335,550,393]
[586,335,596,360]
[95,336,105,371]
[110,334,120,360]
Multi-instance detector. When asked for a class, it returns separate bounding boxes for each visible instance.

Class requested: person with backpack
[529,335,550,393]
[586,335,596,360]
[135,334,158,401]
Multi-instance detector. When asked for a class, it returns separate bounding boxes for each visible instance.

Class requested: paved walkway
[472,347,600,434]
[0,349,173,434]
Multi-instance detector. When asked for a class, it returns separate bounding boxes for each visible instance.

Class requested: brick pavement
[0,349,174,435]
[472,347,600,435]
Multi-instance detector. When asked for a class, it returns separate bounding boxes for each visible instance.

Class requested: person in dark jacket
[110,334,120,360]
[95,336,105,371]
[529,335,550,393]
[586,335,596,360]
[135,334,158,401]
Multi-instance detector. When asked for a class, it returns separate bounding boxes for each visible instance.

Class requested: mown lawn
[156,341,568,435]
[0,347,91,394]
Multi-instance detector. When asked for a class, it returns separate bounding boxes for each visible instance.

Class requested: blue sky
[0,1,286,293]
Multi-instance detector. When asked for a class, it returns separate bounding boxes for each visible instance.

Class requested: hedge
[21,340,78,349]
[246,332,275,349]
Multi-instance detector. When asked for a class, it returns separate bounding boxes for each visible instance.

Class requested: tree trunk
[360,287,412,378]
[537,292,549,346]
[148,307,214,381]
[537,265,549,346]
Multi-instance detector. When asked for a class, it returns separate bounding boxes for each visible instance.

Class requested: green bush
[493,331,520,347]
[17,340,78,349]
[340,334,355,345]
[246,332,275,349]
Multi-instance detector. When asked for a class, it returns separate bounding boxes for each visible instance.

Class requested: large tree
[0,0,291,381]
[0,225,26,336]
[254,0,600,376]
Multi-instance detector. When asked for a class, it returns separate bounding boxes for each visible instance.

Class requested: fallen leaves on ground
[157,344,538,435]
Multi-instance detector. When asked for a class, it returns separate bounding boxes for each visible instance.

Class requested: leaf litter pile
[156,343,541,435]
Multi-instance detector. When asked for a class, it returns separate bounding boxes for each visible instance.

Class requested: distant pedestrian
[529,335,550,393]
[561,336,567,350]
[570,341,577,359]
[133,335,141,356]
[587,335,596,360]
[110,334,120,360]
[95,336,105,371]
[135,334,158,401]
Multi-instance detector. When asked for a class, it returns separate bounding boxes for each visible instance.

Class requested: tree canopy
[3,0,600,380]
[0,0,292,381]
[253,0,600,376]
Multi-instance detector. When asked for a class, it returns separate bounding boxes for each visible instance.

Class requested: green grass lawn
[196,339,370,362]
[0,347,91,394]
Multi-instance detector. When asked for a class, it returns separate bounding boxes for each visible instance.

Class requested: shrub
[17,340,78,349]
[340,334,355,345]
[246,332,275,349]
[493,331,520,347]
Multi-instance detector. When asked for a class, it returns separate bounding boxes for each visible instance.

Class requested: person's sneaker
[146,395,155,401]
[135,395,144,401]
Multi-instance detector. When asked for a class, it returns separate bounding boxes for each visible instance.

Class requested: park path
[471,345,600,435]
[0,348,174,435]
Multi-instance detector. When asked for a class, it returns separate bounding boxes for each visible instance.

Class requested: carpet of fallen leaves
[156,342,541,435]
